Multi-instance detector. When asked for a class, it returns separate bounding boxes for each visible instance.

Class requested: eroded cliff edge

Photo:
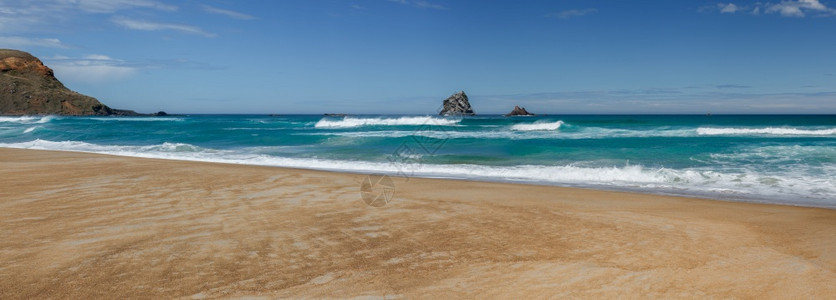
[0,49,141,116]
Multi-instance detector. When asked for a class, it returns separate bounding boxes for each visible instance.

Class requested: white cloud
[69,0,178,13]
[0,2,54,32]
[47,54,137,83]
[387,0,447,10]
[0,36,69,48]
[201,5,256,20]
[0,0,179,33]
[548,8,598,19]
[414,1,447,10]
[111,16,216,37]
[766,0,830,17]
[715,0,835,17]
[84,54,113,60]
[800,0,827,10]
[719,3,740,13]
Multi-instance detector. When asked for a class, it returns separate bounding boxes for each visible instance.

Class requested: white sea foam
[299,126,699,140]
[0,116,55,124]
[697,127,836,136]
[314,116,460,128]
[305,125,834,140]
[86,117,185,122]
[709,145,836,161]
[23,126,38,133]
[2,139,834,208]
[0,140,205,154]
[510,121,564,131]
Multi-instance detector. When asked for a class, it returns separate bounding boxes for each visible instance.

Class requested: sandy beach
[1,147,834,298]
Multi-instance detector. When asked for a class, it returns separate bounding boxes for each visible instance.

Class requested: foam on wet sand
[0,148,834,298]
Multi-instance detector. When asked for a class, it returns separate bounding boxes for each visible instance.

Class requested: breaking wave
[2,139,834,208]
[697,127,836,136]
[314,116,460,128]
[510,121,564,131]
[0,116,55,124]
[85,117,185,122]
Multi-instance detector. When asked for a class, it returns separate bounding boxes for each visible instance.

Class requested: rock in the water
[438,91,475,116]
[0,49,141,116]
[504,105,535,116]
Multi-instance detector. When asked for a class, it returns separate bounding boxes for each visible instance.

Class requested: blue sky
[2,0,835,114]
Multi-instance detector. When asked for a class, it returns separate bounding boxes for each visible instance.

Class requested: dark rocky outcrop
[0,49,147,116]
[438,91,475,116]
[504,105,535,116]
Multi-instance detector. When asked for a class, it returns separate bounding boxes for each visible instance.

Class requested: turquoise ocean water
[1,114,834,208]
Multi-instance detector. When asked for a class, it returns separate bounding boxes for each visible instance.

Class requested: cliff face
[438,91,475,116]
[0,49,133,116]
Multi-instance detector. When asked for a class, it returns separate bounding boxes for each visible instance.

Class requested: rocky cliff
[438,91,475,116]
[0,49,140,116]
[504,105,535,116]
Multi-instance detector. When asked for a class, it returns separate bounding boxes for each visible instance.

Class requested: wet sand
[1,148,834,298]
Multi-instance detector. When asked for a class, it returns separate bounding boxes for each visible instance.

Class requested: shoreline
[2,145,832,210]
[1,147,834,298]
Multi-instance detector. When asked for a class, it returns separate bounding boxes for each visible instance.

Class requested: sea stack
[0,49,140,116]
[504,105,535,116]
[438,91,475,116]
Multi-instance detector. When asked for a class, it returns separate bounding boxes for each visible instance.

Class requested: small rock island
[438,91,475,116]
[1,49,160,116]
[504,105,535,116]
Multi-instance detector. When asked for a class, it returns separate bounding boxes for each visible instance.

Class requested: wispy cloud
[719,3,740,13]
[111,16,216,37]
[0,36,69,48]
[0,2,60,32]
[47,54,137,83]
[146,58,224,71]
[548,8,598,19]
[387,0,447,10]
[716,84,751,89]
[766,0,830,17]
[72,0,178,13]
[0,1,218,39]
[201,5,256,20]
[705,0,835,17]
[414,1,447,10]
[0,0,181,34]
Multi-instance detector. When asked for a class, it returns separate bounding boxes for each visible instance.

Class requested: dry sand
[1,148,834,299]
